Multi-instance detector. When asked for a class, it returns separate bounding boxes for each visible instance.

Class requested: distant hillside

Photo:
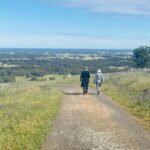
[0,48,132,80]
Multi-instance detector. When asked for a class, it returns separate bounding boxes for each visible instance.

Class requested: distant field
[0,63,18,68]
[102,71,150,130]
[0,77,63,150]
[44,53,106,60]
[34,52,131,61]
[0,49,132,76]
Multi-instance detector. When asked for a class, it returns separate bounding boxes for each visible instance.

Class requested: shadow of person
[64,92,95,95]
[87,92,95,95]
[64,92,82,95]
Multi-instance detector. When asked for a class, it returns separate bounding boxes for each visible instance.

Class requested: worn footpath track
[42,85,150,150]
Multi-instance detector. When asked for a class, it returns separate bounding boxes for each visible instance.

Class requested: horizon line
[0,47,133,50]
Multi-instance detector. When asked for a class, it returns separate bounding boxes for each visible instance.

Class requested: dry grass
[102,71,150,130]
[0,79,63,150]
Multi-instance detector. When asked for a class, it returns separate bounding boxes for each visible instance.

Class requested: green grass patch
[102,71,150,130]
[0,79,63,150]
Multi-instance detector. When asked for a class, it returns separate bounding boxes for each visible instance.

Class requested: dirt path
[42,85,150,150]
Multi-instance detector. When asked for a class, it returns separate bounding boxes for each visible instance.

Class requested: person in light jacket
[80,67,90,95]
[94,69,104,95]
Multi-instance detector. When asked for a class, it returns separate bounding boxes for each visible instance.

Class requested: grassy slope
[0,77,63,150]
[102,71,150,130]
[1,72,149,149]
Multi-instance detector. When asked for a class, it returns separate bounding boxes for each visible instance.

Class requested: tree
[133,46,150,68]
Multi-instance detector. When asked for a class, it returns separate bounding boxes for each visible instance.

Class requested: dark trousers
[82,82,88,93]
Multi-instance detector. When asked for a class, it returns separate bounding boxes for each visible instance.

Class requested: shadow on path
[63,92,96,96]
[64,92,82,95]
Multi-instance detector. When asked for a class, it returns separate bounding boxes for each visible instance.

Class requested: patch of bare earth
[42,85,150,150]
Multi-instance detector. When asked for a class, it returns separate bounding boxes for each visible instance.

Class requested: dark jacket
[80,71,90,87]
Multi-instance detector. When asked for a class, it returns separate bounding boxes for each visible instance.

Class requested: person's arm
[88,72,90,83]
[80,72,83,82]
[94,74,96,83]
[101,74,104,83]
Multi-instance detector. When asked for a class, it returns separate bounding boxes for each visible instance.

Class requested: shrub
[49,77,56,80]
[30,76,37,81]
[1,75,16,83]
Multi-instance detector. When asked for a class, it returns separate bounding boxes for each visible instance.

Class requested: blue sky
[0,0,150,48]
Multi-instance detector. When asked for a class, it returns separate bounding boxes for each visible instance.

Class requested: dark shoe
[97,91,100,95]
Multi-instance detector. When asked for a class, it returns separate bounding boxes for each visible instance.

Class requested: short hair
[84,67,88,71]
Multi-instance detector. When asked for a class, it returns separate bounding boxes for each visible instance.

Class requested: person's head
[84,67,88,71]
[97,69,101,73]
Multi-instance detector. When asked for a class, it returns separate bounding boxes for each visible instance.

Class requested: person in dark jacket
[80,67,90,95]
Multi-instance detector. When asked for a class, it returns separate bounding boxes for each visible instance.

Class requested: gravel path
[42,85,150,150]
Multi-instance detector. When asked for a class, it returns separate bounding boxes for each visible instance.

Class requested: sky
[0,0,150,49]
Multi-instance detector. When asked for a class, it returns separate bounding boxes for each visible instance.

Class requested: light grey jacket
[94,72,104,84]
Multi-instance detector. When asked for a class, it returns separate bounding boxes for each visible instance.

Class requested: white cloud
[52,0,150,16]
